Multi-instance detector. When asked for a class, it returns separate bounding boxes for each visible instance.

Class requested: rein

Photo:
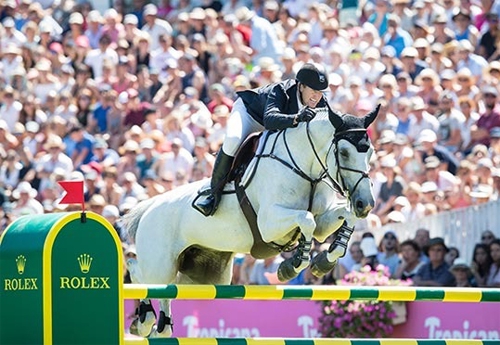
[235,120,371,255]
[255,123,370,211]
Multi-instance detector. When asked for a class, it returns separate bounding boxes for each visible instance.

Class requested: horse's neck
[259,119,334,178]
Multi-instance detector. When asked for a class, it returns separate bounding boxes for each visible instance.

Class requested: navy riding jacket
[237,79,328,131]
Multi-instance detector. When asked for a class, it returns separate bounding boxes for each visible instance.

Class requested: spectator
[234,7,282,65]
[413,237,456,286]
[67,125,95,169]
[450,258,476,287]
[87,193,106,215]
[358,235,381,271]
[481,230,497,246]
[471,243,492,287]
[373,155,405,219]
[395,239,425,280]
[249,254,283,285]
[469,86,500,150]
[141,4,173,51]
[445,246,460,266]
[335,241,364,280]
[377,230,401,276]
[11,181,44,217]
[486,239,500,287]
[84,34,118,79]
[136,138,159,182]
[153,138,194,186]
[101,167,123,206]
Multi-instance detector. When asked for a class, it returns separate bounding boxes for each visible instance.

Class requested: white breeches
[222,98,265,156]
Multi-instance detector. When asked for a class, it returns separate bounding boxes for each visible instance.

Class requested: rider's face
[300,84,323,108]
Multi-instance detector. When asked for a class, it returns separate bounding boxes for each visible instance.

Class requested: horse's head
[327,105,380,218]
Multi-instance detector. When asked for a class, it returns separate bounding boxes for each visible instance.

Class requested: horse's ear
[328,108,343,129]
[364,104,381,128]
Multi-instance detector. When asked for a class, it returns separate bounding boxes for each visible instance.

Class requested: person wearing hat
[85,10,104,49]
[478,13,500,61]
[452,9,479,50]
[449,258,475,287]
[0,86,22,133]
[406,97,439,142]
[373,155,405,219]
[193,62,332,216]
[136,138,159,182]
[36,134,73,193]
[207,83,234,114]
[11,181,44,217]
[417,126,459,175]
[377,230,401,276]
[234,6,282,65]
[141,3,173,51]
[413,237,456,286]
[456,39,488,80]
[467,85,500,150]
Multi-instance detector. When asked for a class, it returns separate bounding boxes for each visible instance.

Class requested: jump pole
[122,338,500,344]
[124,284,500,302]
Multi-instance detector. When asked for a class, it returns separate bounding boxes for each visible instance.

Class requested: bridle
[255,121,371,211]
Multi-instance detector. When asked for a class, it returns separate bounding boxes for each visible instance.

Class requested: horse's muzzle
[353,199,374,219]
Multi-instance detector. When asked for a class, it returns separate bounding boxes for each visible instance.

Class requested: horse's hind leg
[127,258,157,337]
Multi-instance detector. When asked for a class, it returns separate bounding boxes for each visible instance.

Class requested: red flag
[58,181,84,205]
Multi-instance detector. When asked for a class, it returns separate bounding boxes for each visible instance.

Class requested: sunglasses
[482,235,493,240]
[384,235,396,240]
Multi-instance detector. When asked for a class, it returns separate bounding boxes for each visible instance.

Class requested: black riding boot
[193,149,234,217]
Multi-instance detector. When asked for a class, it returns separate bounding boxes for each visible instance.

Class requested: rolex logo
[77,254,93,274]
[16,255,26,275]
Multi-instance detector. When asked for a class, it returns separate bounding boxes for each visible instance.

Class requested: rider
[193,62,330,217]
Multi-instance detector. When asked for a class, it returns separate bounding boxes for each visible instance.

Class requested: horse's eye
[340,149,349,158]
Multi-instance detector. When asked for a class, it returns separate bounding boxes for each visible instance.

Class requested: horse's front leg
[310,206,357,278]
[258,205,316,282]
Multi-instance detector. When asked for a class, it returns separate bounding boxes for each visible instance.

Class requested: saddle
[228,133,285,259]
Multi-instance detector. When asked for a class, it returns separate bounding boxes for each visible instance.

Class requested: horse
[124,104,380,337]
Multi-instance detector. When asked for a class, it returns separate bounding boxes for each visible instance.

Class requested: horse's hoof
[310,250,337,278]
[277,260,299,281]
[151,324,173,338]
[137,320,155,338]
[129,318,139,336]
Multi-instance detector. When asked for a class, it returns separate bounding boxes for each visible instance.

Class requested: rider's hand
[296,107,316,123]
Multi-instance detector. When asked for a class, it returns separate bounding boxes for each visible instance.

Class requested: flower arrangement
[318,265,412,338]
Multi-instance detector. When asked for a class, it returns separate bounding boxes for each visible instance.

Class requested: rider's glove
[295,107,316,124]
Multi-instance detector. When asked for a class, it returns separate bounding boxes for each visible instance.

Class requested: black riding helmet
[296,62,329,91]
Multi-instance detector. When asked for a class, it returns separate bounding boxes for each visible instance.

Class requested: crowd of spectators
[0,0,500,287]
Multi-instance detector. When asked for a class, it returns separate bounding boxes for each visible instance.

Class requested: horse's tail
[123,197,157,242]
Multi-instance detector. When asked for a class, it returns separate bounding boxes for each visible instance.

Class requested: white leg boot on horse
[193,149,234,217]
